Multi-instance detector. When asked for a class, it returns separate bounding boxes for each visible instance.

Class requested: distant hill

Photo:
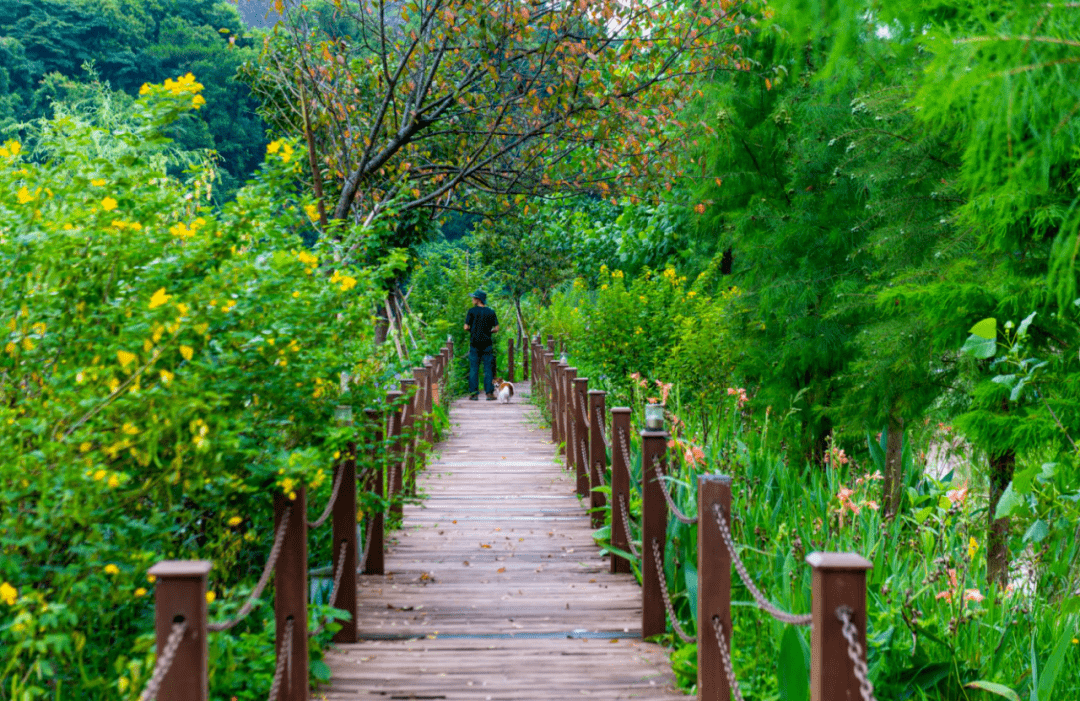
[235,0,285,28]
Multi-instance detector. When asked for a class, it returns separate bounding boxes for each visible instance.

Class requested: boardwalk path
[324,383,684,700]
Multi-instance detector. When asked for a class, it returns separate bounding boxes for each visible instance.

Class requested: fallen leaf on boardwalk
[589,579,596,583]
[497,567,506,573]
[463,560,470,566]
[480,543,491,548]
[609,639,620,644]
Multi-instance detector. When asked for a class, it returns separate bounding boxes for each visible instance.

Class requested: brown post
[400,378,418,497]
[698,475,732,701]
[523,338,529,383]
[546,334,555,353]
[148,560,211,701]
[363,408,384,575]
[386,390,405,518]
[641,427,668,639]
[563,367,578,464]
[572,377,589,498]
[507,338,515,382]
[551,360,564,445]
[331,429,358,643]
[543,352,554,408]
[610,408,632,574]
[588,390,607,529]
[808,553,873,701]
[274,488,309,701]
[422,358,435,443]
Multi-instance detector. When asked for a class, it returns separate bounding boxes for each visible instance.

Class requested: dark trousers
[468,346,495,395]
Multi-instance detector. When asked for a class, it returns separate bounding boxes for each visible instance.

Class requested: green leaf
[1022,519,1049,544]
[777,626,809,701]
[970,317,997,340]
[961,333,997,359]
[312,659,332,682]
[994,483,1023,519]
[683,561,699,618]
[866,430,886,471]
[1037,626,1074,700]
[965,681,1020,701]
[1016,311,1036,337]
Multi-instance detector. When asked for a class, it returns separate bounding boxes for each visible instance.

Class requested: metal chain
[267,617,293,701]
[310,540,349,638]
[208,505,292,632]
[617,493,640,559]
[650,537,696,643]
[653,456,698,525]
[137,620,187,701]
[711,504,812,626]
[838,606,877,701]
[307,461,346,529]
[712,616,747,701]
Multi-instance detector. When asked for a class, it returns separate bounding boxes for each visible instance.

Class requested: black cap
[469,289,487,304]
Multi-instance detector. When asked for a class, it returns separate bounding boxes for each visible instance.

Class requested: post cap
[588,389,606,396]
[699,473,733,484]
[805,552,873,570]
[610,406,632,414]
[573,377,588,384]
[148,560,213,578]
[385,389,404,398]
[640,430,668,439]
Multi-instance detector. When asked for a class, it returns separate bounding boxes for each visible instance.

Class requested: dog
[493,378,515,404]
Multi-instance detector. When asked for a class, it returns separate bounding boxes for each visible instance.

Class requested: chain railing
[531,336,877,701]
[136,340,453,701]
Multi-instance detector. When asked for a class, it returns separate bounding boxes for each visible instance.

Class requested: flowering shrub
[0,79,392,698]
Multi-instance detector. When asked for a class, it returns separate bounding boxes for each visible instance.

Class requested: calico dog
[493,378,515,404]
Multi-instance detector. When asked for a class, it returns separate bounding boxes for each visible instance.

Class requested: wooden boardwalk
[323,382,685,700]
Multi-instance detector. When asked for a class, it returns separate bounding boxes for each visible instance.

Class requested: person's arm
[464,307,474,331]
[491,310,499,333]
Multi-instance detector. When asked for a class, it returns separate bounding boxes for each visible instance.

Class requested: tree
[247,0,745,248]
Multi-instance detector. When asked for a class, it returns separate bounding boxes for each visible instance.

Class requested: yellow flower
[139,83,151,95]
[107,474,120,488]
[16,187,34,204]
[79,442,92,452]
[267,140,282,155]
[180,345,194,360]
[0,581,17,606]
[205,591,216,604]
[304,203,319,222]
[160,369,174,384]
[147,574,157,583]
[338,275,358,292]
[281,477,295,494]
[148,288,171,309]
[117,350,137,368]
[280,142,294,163]
[192,94,206,109]
[296,250,318,267]
[21,337,34,351]
[228,516,242,527]
[104,564,120,575]
[122,423,139,435]
[100,197,118,211]
[134,587,147,597]
[176,303,189,317]
[292,291,300,298]
[93,469,107,481]
[967,537,978,560]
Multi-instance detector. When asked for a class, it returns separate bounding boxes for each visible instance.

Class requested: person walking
[464,290,499,400]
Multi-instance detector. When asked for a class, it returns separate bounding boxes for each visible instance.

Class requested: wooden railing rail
[528,337,876,701]
[142,341,452,701]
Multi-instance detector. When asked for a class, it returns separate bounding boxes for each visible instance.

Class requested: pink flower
[655,379,673,405]
[946,482,969,506]
[963,589,985,603]
[865,501,880,511]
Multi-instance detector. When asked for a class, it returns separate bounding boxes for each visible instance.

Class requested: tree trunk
[987,448,1015,587]
[882,415,904,518]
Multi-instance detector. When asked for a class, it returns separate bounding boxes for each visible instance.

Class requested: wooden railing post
[808,553,873,701]
[386,390,405,518]
[563,367,578,465]
[331,420,358,643]
[588,390,607,529]
[274,487,309,701]
[363,408,384,575]
[609,407,632,574]
[551,360,564,445]
[698,475,732,701]
[546,334,555,354]
[148,560,210,701]
[523,337,529,383]
[400,377,418,497]
[507,338,515,382]
[641,424,668,639]
[572,376,589,498]
[422,358,435,443]
[543,352,554,407]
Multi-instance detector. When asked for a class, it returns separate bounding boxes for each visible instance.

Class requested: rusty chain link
[309,540,349,638]
[208,505,292,632]
[653,456,698,525]
[137,620,187,701]
[711,503,812,626]
[838,606,877,701]
[617,493,640,559]
[266,617,293,701]
[650,537,696,643]
[712,616,747,701]
[307,461,346,529]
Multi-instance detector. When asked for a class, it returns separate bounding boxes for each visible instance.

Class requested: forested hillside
[0,0,267,196]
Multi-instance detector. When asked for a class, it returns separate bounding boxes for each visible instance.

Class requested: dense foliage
[0,80,429,699]
[0,0,268,198]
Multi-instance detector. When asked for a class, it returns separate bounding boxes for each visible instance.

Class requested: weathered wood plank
[323,383,684,699]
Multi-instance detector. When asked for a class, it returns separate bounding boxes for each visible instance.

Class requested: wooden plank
[323,383,683,699]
